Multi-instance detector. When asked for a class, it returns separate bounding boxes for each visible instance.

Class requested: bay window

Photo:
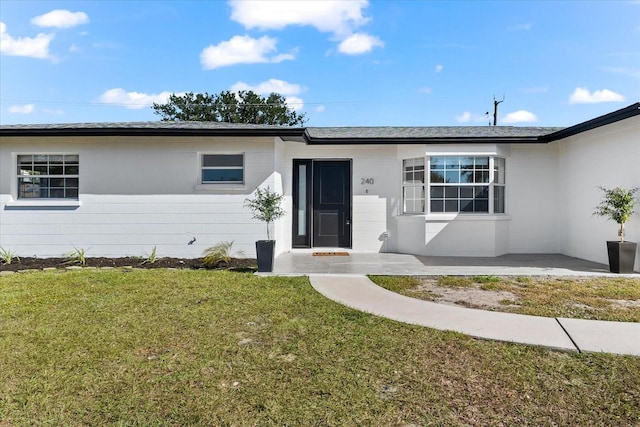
[402,155,505,214]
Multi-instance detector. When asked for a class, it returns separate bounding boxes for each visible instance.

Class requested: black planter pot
[256,240,276,272]
[606,241,637,274]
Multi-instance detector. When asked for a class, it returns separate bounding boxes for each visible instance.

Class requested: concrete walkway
[309,274,640,357]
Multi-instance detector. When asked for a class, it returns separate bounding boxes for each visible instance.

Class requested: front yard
[1,270,639,425]
[371,275,640,322]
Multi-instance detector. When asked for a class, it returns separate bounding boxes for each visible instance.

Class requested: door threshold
[290,248,353,254]
[312,251,350,257]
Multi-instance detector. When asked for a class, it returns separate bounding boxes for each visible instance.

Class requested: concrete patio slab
[558,318,640,356]
[274,252,639,277]
[310,274,578,352]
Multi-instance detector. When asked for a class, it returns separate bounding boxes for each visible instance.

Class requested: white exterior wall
[280,141,399,253]
[556,116,640,270]
[507,143,560,253]
[0,136,278,258]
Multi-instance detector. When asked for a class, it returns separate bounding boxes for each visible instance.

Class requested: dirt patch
[414,278,519,309]
[609,299,640,309]
[0,257,257,272]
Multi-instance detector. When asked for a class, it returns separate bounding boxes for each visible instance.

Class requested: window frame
[16,154,79,200]
[200,153,245,185]
[402,157,426,214]
[401,155,506,215]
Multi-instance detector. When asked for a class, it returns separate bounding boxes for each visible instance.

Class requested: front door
[292,160,352,248]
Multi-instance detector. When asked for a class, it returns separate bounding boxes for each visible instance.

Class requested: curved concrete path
[309,274,640,356]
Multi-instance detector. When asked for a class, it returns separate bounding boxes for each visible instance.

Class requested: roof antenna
[490,95,504,126]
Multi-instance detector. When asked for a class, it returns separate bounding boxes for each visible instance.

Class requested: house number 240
[361,178,375,185]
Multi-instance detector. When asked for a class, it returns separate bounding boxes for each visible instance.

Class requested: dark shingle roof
[305,126,562,140]
[0,121,305,137]
[1,103,637,143]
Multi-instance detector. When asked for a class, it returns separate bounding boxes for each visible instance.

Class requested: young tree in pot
[245,186,285,272]
[593,186,639,273]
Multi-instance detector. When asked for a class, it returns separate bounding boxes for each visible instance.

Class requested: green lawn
[2,270,639,426]
[370,275,640,322]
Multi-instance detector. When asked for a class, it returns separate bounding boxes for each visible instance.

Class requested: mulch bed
[0,257,257,272]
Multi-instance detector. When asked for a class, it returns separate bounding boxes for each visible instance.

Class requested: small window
[17,154,79,199]
[201,154,244,184]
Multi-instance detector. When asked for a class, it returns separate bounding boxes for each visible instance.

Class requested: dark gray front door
[312,161,351,247]
[292,160,351,248]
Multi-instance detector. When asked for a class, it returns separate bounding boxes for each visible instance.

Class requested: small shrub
[244,187,285,240]
[63,247,88,266]
[0,246,19,265]
[593,186,639,242]
[203,241,245,269]
[142,246,158,265]
[480,283,500,291]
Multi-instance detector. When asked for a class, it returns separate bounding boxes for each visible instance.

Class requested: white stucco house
[1,103,638,270]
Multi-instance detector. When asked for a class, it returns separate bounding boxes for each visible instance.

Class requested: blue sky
[1,0,638,127]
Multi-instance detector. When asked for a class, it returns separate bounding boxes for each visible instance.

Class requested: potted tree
[593,186,639,273]
[245,186,285,272]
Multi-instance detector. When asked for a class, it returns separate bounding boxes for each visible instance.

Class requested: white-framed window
[402,158,425,213]
[201,154,244,184]
[402,155,505,214]
[17,154,79,199]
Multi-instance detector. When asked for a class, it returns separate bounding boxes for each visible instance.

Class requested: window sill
[194,184,247,192]
[5,199,81,207]
[400,213,511,221]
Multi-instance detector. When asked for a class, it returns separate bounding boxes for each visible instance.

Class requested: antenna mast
[492,95,505,126]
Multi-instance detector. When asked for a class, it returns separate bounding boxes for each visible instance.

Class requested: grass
[1,270,640,425]
[371,275,640,322]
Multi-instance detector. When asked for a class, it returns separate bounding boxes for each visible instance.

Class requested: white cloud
[419,87,432,94]
[9,104,35,114]
[434,64,443,73]
[568,87,625,104]
[455,112,487,123]
[0,22,54,59]
[200,35,294,69]
[229,0,370,36]
[337,33,383,55]
[502,110,538,124]
[230,78,302,96]
[97,88,174,109]
[228,0,381,56]
[315,105,326,113]
[284,96,305,111]
[31,10,89,28]
[230,79,305,110]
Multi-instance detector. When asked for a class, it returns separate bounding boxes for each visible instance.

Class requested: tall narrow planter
[256,240,276,272]
[606,241,637,274]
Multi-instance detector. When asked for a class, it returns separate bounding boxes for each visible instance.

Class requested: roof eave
[0,127,306,138]
[302,136,545,145]
[541,102,640,142]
